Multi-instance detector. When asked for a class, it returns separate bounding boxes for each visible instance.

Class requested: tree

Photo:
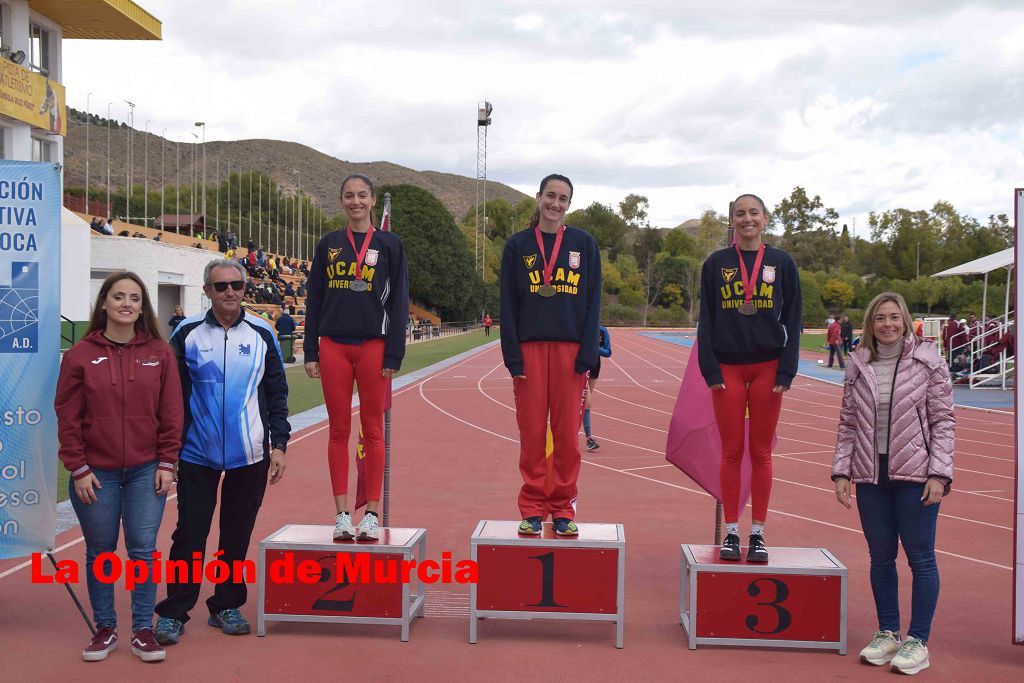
[634,228,665,326]
[381,183,483,319]
[772,187,840,272]
[822,278,855,310]
[696,209,729,257]
[663,229,699,259]
[618,194,650,230]
[566,202,630,258]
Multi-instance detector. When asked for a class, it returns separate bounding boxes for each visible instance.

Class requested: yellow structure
[0,0,160,161]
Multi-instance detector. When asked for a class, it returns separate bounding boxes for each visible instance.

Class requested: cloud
[61,0,1024,230]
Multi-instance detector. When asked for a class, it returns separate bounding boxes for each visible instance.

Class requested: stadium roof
[932,247,1014,278]
[29,1,161,40]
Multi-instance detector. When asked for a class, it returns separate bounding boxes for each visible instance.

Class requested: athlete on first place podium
[499,173,602,537]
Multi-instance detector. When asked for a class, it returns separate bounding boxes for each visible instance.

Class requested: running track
[2,330,1022,680]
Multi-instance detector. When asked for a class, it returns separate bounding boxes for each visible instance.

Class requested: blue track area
[640,331,1013,412]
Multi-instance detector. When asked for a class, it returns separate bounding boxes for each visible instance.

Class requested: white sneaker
[356,513,379,540]
[333,512,355,541]
[890,637,929,675]
[860,630,901,665]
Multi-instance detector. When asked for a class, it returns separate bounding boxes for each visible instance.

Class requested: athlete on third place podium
[697,194,801,563]
[303,174,409,541]
[500,173,602,537]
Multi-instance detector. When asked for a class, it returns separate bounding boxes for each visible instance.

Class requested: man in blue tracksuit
[155,259,290,644]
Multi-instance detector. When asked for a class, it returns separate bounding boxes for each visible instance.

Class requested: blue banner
[0,161,60,559]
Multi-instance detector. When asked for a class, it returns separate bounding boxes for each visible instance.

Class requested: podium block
[470,520,625,648]
[679,544,847,653]
[257,524,427,641]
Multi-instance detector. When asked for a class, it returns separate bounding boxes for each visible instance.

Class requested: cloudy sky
[63,0,1023,233]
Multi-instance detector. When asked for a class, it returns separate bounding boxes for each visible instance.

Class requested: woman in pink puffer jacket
[831,292,954,675]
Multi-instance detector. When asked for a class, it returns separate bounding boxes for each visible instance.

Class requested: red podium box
[679,544,847,653]
[257,524,427,641]
[470,520,625,648]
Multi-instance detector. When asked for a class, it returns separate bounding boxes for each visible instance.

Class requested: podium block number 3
[744,578,792,634]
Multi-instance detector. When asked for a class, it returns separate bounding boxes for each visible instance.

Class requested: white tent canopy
[933,247,1014,277]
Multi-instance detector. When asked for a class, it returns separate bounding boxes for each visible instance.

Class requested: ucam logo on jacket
[172,310,290,471]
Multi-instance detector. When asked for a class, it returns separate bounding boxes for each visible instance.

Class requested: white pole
[144,121,149,226]
[106,102,111,217]
[160,129,165,228]
[85,91,92,214]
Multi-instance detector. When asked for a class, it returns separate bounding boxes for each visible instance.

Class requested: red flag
[665,339,752,512]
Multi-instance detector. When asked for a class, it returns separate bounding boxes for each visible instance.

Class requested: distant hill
[674,218,702,236]
[61,110,527,220]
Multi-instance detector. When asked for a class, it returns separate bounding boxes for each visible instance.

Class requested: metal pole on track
[383,407,392,527]
[714,502,723,546]
[48,552,94,636]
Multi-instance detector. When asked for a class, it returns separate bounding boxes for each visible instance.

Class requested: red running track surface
[1,330,1021,679]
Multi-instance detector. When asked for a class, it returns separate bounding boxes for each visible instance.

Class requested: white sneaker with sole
[333,512,355,541]
[356,513,379,540]
[859,630,900,665]
[890,637,929,675]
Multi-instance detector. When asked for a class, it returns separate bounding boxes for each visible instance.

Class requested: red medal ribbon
[534,224,565,286]
[346,225,376,280]
[735,243,765,305]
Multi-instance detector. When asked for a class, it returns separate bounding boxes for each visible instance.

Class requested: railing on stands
[407,320,492,343]
[64,194,110,219]
[946,313,1015,389]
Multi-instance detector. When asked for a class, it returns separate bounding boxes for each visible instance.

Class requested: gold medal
[538,284,556,297]
[349,279,369,292]
[738,302,757,315]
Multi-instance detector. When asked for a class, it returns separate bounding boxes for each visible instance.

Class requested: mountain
[61,110,527,220]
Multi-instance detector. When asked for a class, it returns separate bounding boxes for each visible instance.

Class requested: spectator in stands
[133,231,146,238]
[246,250,257,269]
[299,261,309,276]
[304,173,409,542]
[106,218,115,233]
[154,258,290,645]
[827,316,845,369]
[941,314,960,360]
[226,230,237,250]
[247,238,255,253]
[56,272,183,663]
[832,291,954,675]
[297,279,307,298]
[275,306,296,338]
[257,246,266,268]
[913,317,924,338]
[226,247,235,260]
[168,305,186,332]
[283,281,295,298]
[841,314,853,356]
[153,233,162,242]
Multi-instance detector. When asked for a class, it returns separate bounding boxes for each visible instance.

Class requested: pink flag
[665,339,752,514]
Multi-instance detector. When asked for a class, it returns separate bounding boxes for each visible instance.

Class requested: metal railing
[407,320,494,343]
[945,313,1015,389]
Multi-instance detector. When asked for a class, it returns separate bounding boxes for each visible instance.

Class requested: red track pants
[711,360,783,524]
[513,341,589,519]
[319,337,388,500]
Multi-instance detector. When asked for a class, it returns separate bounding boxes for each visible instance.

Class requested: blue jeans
[856,463,940,641]
[70,461,167,632]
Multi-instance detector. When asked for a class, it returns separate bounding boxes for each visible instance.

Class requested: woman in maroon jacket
[55,272,183,663]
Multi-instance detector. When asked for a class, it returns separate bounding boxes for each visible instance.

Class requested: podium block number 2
[744,578,791,634]
[313,555,356,612]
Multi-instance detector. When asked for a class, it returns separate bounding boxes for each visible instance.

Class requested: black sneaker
[747,534,769,563]
[518,517,542,535]
[552,517,579,536]
[719,533,741,561]
[586,437,599,451]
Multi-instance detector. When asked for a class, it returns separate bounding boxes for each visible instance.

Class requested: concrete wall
[89,235,215,332]
[59,208,90,320]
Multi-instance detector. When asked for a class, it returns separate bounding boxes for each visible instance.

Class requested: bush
[602,303,641,325]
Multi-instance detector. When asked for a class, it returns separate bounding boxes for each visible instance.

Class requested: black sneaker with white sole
[747,534,769,563]
[719,533,741,561]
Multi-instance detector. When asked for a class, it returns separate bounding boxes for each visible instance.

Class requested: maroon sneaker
[82,626,117,661]
[130,627,166,662]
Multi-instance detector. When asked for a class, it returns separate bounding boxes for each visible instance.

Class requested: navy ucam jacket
[171,309,291,470]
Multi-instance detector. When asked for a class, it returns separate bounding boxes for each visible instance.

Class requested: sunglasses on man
[211,280,245,292]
